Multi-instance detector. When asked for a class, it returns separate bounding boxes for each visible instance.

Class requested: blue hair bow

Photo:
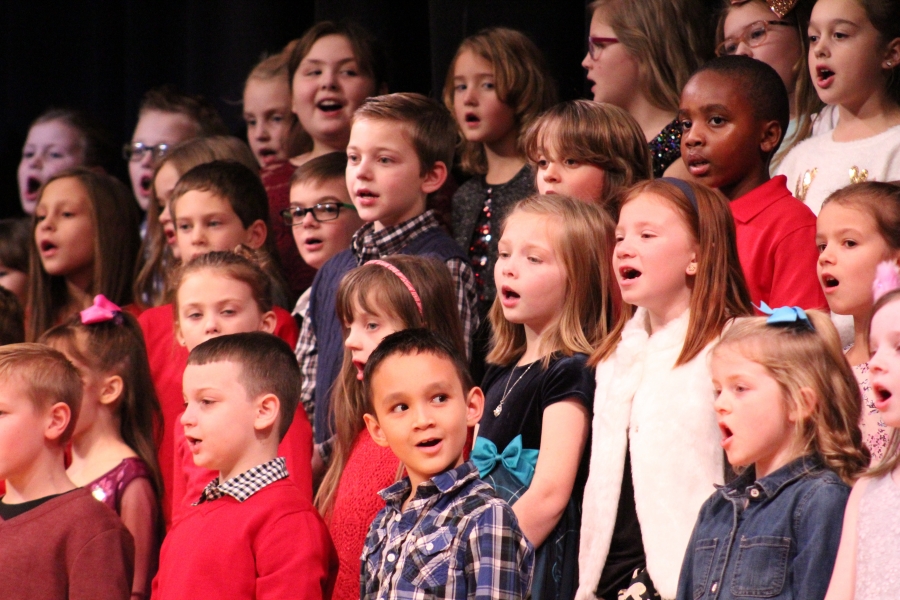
[757,302,814,331]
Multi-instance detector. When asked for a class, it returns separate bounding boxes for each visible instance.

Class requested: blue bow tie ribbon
[471,435,539,487]
[757,301,815,330]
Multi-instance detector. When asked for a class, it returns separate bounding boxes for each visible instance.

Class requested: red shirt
[731,176,826,312]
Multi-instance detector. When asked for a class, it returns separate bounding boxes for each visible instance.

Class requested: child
[582,0,712,178]
[152,332,336,599]
[523,100,651,208]
[125,86,228,211]
[0,217,30,303]
[317,256,466,600]
[41,296,163,599]
[361,328,533,599]
[579,179,753,600]
[776,0,900,214]
[679,55,825,310]
[444,27,557,308]
[0,343,134,599]
[678,309,867,600]
[816,182,900,461]
[298,93,478,455]
[28,168,142,342]
[17,108,117,215]
[0,288,24,345]
[474,194,614,600]
[825,284,900,599]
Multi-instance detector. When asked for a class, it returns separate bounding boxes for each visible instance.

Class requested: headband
[80,294,123,325]
[368,260,424,316]
[729,0,799,18]
[757,301,814,331]
[659,177,699,212]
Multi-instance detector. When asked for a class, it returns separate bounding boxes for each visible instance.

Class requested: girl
[579,179,753,600]
[476,194,617,600]
[28,168,142,342]
[776,0,900,214]
[41,295,164,600]
[317,255,466,600]
[523,100,651,209]
[816,182,900,461]
[133,135,257,308]
[678,310,867,600]
[582,0,712,178]
[17,108,116,215]
[0,217,30,303]
[825,285,900,599]
[445,27,557,309]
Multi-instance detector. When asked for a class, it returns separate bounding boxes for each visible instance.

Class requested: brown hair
[290,151,348,188]
[0,288,24,345]
[489,194,618,367]
[27,168,141,342]
[353,93,458,175]
[857,0,900,105]
[523,101,651,208]
[0,343,82,443]
[823,182,900,251]
[443,27,558,175]
[138,85,228,137]
[316,255,465,517]
[31,108,118,173]
[866,289,900,477]
[714,311,869,484]
[0,217,31,274]
[288,21,388,92]
[591,179,753,366]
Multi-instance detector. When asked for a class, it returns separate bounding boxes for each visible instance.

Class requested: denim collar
[720,454,824,502]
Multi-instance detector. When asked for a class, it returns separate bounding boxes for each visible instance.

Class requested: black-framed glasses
[280,202,357,226]
[588,36,619,60]
[716,20,793,57]
[122,142,172,162]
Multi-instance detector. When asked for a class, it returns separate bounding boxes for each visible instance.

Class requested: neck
[4,450,76,504]
[846,314,870,367]
[218,445,278,483]
[67,416,133,486]
[484,131,525,185]
[519,323,548,364]
[311,135,347,158]
[626,94,675,143]
[646,295,690,335]
[66,272,94,306]
[833,92,900,142]
[721,166,770,201]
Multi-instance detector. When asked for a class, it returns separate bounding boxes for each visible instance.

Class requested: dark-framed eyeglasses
[280,202,357,226]
[122,142,172,162]
[588,36,619,60]
[716,20,793,57]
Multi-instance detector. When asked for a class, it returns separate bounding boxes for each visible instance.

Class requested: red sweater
[151,478,337,600]
[731,176,827,312]
[0,488,135,600]
[138,303,299,525]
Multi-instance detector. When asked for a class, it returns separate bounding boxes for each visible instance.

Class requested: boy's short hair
[290,151,349,188]
[363,329,474,413]
[187,332,299,440]
[0,288,24,346]
[139,85,229,136]
[170,160,269,229]
[0,217,31,273]
[692,55,790,150]
[0,343,82,442]
[353,93,457,175]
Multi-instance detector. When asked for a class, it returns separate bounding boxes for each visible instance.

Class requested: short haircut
[0,343,82,443]
[290,151,349,188]
[0,288,24,345]
[187,332,299,440]
[138,85,229,136]
[691,55,790,150]
[353,93,457,175]
[363,328,474,414]
[0,217,30,273]
[170,160,269,229]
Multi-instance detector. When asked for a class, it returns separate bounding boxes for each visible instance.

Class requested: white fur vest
[577,308,722,600]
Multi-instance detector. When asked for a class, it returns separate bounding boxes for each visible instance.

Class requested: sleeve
[792,480,851,600]
[539,355,596,412]
[467,503,534,600]
[768,223,827,311]
[70,527,136,600]
[445,257,481,359]
[296,307,318,427]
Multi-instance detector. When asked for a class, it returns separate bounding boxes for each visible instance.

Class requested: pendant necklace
[493,361,535,417]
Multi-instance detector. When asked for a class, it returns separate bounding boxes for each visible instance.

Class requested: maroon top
[87,456,152,513]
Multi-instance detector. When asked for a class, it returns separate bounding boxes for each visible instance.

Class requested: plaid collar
[351,210,441,264]
[194,457,288,505]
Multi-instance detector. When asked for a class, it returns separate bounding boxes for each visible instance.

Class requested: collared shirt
[296,210,480,427]
[361,461,533,600]
[676,455,850,600]
[194,457,289,505]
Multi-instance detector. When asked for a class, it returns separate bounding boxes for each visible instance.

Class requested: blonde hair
[442,27,558,175]
[523,100,651,209]
[714,311,869,484]
[591,179,753,366]
[488,194,618,367]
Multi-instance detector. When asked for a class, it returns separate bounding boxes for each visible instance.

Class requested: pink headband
[368,260,424,316]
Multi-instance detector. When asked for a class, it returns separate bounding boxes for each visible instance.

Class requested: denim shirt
[676,455,849,600]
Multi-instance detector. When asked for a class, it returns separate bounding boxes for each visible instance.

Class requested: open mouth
[719,423,734,445]
[465,112,480,124]
[26,176,42,195]
[186,435,201,447]
[822,275,839,288]
[417,438,441,448]
[502,287,520,300]
[620,266,641,280]
[317,99,344,113]
[874,385,892,403]
[816,67,835,86]
[39,240,57,253]
[304,237,323,248]
[353,360,366,380]
[140,175,152,192]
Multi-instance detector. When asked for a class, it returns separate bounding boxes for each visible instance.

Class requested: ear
[99,375,124,406]
[685,254,698,276]
[465,386,485,427]
[420,161,448,195]
[45,402,72,442]
[259,311,277,334]
[253,393,280,433]
[883,37,900,69]
[244,219,268,250]
[790,387,818,423]
[363,412,390,448]
[175,324,187,347]
[759,120,782,155]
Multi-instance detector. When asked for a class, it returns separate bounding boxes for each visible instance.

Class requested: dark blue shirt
[676,455,849,600]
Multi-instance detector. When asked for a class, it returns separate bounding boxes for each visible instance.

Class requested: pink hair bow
[80,294,123,325]
[873,261,900,303]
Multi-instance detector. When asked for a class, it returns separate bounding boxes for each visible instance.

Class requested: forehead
[175,189,236,215]
[370,351,463,395]
[178,269,253,303]
[290,177,350,206]
[244,77,291,106]
[27,120,84,146]
[724,2,780,34]
[39,177,90,208]
[304,34,356,63]
[872,300,900,337]
[133,110,199,144]
[453,49,493,76]
[183,360,247,393]
[619,192,687,225]
[818,201,879,231]
[349,118,415,151]
[681,71,751,112]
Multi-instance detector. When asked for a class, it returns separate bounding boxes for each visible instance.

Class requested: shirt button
[750,488,760,498]
[711,582,718,593]
[387,553,396,562]
[426,542,434,551]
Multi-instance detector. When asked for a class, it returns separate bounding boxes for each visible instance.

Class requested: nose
[462,85,477,106]
[344,326,361,351]
[713,391,730,415]
[320,67,338,90]
[202,312,220,336]
[581,50,594,70]
[352,157,372,181]
[682,123,702,148]
[734,42,754,58]
[615,236,634,260]
[159,203,172,226]
[190,225,206,248]
[817,242,834,266]
[301,209,318,228]
[180,403,196,427]
[412,401,435,430]
[542,161,561,184]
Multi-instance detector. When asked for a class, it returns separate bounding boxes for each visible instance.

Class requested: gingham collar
[194,457,288,504]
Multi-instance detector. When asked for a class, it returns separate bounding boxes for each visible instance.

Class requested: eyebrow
[291,195,345,207]
[300,57,358,66]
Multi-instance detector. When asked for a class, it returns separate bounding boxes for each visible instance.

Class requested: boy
[679,55,825,311]
[0,344,134,599]
[361,329,533,599]
[152,332,337,600]
[297,93,479,459]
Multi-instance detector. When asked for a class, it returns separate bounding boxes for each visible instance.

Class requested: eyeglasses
[122,142,172,162]
[280,202,357,226]
[716,20,793,57]
[588,36,619,60]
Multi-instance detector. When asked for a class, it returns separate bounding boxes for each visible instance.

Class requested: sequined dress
[87,457,152,513]
[855,472,900,599]
[648,119,683,178]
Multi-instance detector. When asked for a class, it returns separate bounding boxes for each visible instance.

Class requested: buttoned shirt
[194,457,288,505]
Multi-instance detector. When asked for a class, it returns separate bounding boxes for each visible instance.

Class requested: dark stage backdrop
[0,0,593,219]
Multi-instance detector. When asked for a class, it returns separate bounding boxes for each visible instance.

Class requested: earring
[888,61,895,68]
[687,263,697,275]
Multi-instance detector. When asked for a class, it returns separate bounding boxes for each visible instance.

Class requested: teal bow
[757,301,814,331]
[471,435,538,487]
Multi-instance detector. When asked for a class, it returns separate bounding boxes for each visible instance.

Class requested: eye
[377,156,392,164]
[833,31,849,40]
[497,250,510,259]
[722,40,739,55]
[748,24,767,42]
[304,68,323,77]
[679,119,692,131]
[347,152,359,164]
[220,308,237,316]
[454,83,466,93]
[708,116,726,126]
[432,394,448,404]
[50,152,65,159]
[816,242,826,253]
[843,239,858,248]
[177,222,191,232]
[340,67,359,76]
[390,403,408,413]
[482,81,495,90]
[365,321,379,331]
[185,310,202,320]
[614,234,624,243]
[713,387,722,398]
[563,158,580,167]
[208,219,222,228]
[35,214,46,223]
[245,117,257,126]
[527,255,543,264]
[536,158,549,169]
[318,203,340,215]
[271,114,283,123]
[61,211,75,218]
[22,150,35,159]
[808,34,819,43]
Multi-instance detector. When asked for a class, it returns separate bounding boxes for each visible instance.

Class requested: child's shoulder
[11,488,128,536]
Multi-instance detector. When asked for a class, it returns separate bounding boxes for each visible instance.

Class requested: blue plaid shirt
[361,461,533,600]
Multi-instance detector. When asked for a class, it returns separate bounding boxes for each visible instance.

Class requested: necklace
[493,361,535,417]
